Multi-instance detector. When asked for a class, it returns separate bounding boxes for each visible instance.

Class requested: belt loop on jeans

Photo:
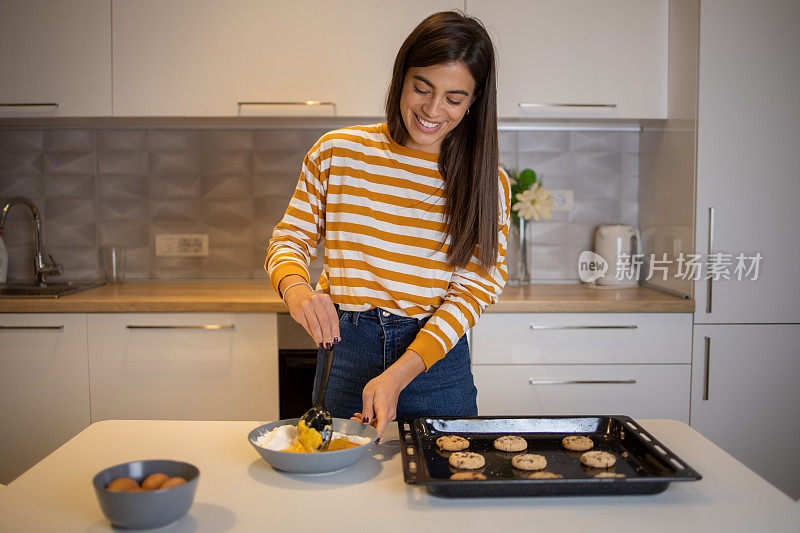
[352,311,360,325]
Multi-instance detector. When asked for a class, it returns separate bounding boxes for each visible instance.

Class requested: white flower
[511,182,554,221]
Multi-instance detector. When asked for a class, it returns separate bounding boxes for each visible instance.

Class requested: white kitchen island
[0,419,797,532]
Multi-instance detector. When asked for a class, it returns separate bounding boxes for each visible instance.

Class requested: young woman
[266,11,510,436]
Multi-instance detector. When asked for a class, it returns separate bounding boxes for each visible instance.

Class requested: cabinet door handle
[0,102,59,108]
[530,324,638,330]
[529,378,636,385]
[703,336,711,401]
[237,100,336,113]
[706,207,715,314]
[238,100,335,106]
[519,102,616,109]
[126,324,235,330]
[0,325,64,330]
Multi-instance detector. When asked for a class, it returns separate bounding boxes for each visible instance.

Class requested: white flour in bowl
[255,424,371,451]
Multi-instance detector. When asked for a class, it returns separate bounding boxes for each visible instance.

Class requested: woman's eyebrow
[412,75,470,96]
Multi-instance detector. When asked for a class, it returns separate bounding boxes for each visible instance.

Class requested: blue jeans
[313,307,478,420]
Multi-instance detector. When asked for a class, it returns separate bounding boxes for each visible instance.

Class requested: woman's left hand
[351,350,425,437]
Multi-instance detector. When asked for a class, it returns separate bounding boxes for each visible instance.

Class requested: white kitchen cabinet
[467,0,667,119]
[0,314,90,484]
[691,324,800,499]
[87,313,278,422]
[472,313,691,365]
[0,0,112,116]
[472,312,692,421]
[474,363,689,421]
[112,0,461,117]
[694,0,800,323]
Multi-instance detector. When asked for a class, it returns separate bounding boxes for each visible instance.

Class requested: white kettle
[593,224,641,287]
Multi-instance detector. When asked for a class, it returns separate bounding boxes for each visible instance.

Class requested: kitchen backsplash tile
[0,175,43,201]
[0,130,43,151]
[44,173,95,198]
[148,174,202,198]
[0,125,638,282]
[201,130,254,151]
[147,130,201,151]
[98,130,147,151]
[43,129,95,152]
[96,173,148,199]
[97,198,148,222]
[98,151,148,175]
[43,151,95,174]
[202,174,252,198]
[0,151,43,176]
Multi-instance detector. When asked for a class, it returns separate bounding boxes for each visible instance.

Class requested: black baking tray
[398,415,701,497]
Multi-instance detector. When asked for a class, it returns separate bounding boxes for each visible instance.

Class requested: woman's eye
[447,98,463,106]
[413,85,429,95]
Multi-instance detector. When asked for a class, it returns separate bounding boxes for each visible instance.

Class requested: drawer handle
[703,336,711,401]
[0,102,59,108]
[529,378,636,385]
[529,325,638,330]
[0,325,64,330]
[706,207,715,314]
[126,324,236,330]
[519,102,616,109]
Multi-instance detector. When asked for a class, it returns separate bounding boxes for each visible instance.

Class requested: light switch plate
[155,234,209,256]
[549,189,574,211]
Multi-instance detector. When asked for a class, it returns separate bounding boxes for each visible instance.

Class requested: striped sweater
[266,123,511,369]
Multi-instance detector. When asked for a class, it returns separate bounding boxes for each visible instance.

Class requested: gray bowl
[248,418,379,474]
[93,459,199,529]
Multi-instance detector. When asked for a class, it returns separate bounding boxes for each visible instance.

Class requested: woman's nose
[423,95,443,117]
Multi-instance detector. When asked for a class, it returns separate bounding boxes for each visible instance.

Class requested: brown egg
[141,473,169,491]
[158,476,187,490]
[123,486,145,492]
[106,477,139,492]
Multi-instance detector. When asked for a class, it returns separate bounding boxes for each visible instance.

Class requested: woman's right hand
[280,274,340,349]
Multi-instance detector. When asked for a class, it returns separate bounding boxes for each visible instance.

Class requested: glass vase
[508,217,531,285]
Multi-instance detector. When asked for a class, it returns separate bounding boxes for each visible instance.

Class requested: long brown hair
[386,11,499,271]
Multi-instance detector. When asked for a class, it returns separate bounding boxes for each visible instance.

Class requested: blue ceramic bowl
[93,459,199,529]
[248,418,378,474]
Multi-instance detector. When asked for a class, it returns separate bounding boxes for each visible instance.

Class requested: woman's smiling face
[399,62,476,153]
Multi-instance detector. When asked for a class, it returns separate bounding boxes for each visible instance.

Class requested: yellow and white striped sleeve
[265,145,328,294]
[408,168,512,369]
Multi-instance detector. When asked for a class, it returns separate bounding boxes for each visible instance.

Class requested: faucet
[0,197,62,286]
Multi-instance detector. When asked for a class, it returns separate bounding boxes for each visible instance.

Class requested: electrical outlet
[155,234,209,257]
[548,189,574,211]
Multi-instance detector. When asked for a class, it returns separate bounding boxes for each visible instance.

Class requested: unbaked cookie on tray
[448,451,486,470]
[562,435,594,451]
[450,471,487,480]
[580,450,617,468]
[436,435,469,451]
[493,435,527,452]
[511,453,547,471]
[594,472,625,478]
[529,471,563,479]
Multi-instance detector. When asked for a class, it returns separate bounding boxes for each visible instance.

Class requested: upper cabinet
[467,0,668,119]
[0,0,111,117]
[112,0,461,117]
[1,1,668,118]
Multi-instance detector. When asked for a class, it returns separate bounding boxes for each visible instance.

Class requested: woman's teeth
[415,114,440,130]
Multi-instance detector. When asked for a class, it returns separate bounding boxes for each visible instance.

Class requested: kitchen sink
[0,281,106,298]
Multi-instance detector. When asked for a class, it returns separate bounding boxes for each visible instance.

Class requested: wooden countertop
[494,284,694,313]
[0,281,693,313]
